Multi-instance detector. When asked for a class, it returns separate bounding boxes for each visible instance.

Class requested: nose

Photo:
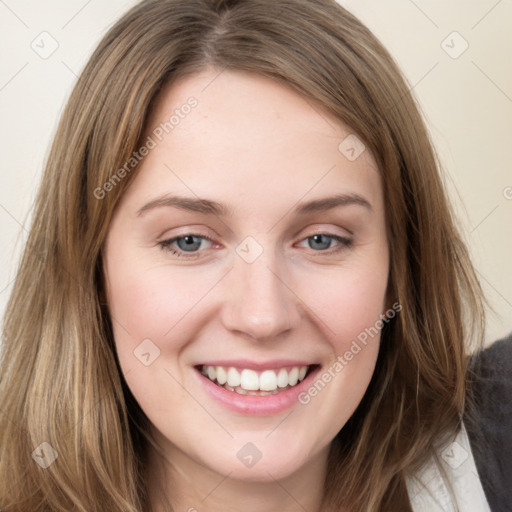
[220,246,301,342]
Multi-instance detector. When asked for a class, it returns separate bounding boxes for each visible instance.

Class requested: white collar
[405,420,491,511]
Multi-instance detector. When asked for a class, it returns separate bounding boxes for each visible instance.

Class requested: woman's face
[103,68,390,482]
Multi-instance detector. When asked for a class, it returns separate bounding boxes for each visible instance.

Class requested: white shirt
[406,420,492,512]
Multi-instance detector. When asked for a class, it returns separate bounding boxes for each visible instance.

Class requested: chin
[195,435,322,483]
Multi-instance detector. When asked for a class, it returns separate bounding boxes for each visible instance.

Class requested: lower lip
[194,366,321,415]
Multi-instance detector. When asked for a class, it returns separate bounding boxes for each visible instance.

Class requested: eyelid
[300,224,353,239]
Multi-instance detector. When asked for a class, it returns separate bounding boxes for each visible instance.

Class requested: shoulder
[466,332,512,432]
[463,331,512,512]
[468,332,512,379]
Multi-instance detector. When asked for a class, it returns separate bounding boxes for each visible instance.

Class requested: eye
[158,234,213,258]
[158,232,353,259]
[297,233,353,253]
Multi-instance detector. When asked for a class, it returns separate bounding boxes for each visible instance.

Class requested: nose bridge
[221,238,300,340]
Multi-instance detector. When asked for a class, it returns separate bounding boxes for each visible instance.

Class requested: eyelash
[157,232,353,259]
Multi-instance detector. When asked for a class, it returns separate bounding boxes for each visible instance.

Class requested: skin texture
[102,68,390,512]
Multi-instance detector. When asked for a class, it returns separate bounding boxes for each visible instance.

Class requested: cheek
[291,263,387,424]
[106,244,388,372]
[104,259,209,417]
[104,250,229,381]
[302,265,388,350]
[106,258,214,339]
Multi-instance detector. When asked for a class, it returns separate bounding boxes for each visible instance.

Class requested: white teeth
[207,366,216,381]
[259,370,278,391]
[277,368,289,388]
[201,364,311,392]
[288,367,299,386]
[216,366,227,385]
[227,367,241,387]
[240,369,259,390]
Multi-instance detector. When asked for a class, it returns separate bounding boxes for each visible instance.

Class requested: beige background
[1,0,511,346]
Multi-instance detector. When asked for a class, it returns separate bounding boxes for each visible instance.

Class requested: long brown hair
[0,0,488,510]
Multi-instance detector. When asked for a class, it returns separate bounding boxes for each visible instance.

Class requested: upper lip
[194,359,317,371]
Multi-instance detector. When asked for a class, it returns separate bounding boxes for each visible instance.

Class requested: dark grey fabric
[464,332,512,512]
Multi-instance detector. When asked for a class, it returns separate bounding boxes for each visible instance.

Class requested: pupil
[178,236,201,251]
[311,234,330,250]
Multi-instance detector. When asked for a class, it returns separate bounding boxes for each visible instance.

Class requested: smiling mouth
[195,364,319,396]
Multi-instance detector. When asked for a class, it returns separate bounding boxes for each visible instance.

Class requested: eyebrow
[136,192,372,217]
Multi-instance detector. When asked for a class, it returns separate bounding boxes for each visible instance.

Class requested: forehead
[120,68,383,218]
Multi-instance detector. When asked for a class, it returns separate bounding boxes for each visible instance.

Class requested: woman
[0,0,510,511]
